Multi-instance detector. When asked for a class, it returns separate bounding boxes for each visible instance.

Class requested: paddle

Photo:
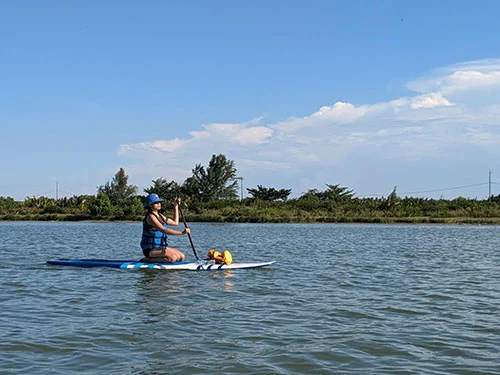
[177,198,201,262]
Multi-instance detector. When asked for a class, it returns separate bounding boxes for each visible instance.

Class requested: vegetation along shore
[2,154,500,224]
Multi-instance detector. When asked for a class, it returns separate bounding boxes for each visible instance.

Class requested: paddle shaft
[177,203,200,261]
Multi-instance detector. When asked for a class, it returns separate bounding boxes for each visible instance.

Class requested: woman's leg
[147,248,185,262]
[164,247,185,262]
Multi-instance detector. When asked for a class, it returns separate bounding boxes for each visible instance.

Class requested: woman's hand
[183,228,191,235]
[175,197,181,206]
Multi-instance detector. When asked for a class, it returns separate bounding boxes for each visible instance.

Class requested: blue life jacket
[141,213,168,250]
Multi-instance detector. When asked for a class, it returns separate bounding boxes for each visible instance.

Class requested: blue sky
[2,0,500,200]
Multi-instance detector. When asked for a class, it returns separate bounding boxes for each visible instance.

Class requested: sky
[2,0,500,201]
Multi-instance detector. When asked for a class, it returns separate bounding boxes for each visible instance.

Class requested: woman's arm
[148,213,186,236]
[166,198,180,226]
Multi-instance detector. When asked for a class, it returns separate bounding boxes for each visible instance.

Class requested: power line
[400,182,489,196]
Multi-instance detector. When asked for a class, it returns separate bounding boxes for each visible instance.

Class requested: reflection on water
[209,271,236,292]
[135,271,185,322]
[135,269,237,325]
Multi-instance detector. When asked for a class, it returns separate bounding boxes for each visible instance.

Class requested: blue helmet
[144,193,163,208]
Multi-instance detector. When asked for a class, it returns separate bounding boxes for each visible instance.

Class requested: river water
[0,222,498,374]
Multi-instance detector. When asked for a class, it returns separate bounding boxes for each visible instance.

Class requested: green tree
[247,185,292,201]
[299,184,355,202]
[88,192,113,217]
[24,196,55,209]
[67,195,93,213]
[379,186,400,210]
[325,184,355,201]
[0,197,18,211]
[98,168,138,205]
[182,154,238,202]
[122,196,145,218]
[144,178,181,203]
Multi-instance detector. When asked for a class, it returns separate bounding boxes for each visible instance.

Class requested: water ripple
[1,222,499,374]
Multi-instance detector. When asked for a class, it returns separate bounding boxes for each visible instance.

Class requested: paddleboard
[46,259,276,271]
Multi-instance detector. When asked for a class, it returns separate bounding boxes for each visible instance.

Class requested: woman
[140,193,190,262]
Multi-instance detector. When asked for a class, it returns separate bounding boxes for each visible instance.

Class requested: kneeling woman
[141,193,190,262]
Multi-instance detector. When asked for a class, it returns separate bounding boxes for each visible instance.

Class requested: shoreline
[2,214,500,225]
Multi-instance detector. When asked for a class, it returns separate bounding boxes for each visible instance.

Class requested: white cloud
[273,101,370,133]
[407,59,500,96]
[189,117,272,146]
[119,58,500,198]
[313,101,369,123]
[376,127,423,137]
[118,138,186,155]
[410,93,454,109]
[119,117,273,159]
[241,159,291,170]
[196,122,273,145]
[464,127,500,147]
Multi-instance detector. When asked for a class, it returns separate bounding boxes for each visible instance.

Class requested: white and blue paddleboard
[46,259,276,271]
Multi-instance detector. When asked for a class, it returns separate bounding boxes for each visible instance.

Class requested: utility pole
[489,170,492,201]
[234,177,243,201]
[56,181,59,200]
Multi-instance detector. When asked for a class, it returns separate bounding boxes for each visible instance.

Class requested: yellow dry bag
[207,249,233,265]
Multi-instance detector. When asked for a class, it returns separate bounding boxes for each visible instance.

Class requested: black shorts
[142,248,167,258]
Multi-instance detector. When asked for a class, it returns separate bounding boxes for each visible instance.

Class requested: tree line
[2,154,500,224]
